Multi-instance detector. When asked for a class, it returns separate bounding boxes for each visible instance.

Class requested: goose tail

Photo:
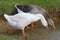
[4,14,10,21]
[15,4,24,13]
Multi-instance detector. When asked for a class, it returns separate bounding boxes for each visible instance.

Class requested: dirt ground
[0,16,60,40]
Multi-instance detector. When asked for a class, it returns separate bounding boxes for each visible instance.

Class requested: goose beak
[52,23,56,30]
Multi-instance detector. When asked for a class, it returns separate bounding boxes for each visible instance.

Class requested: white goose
[4,8,48,36]
[15,4,56,30]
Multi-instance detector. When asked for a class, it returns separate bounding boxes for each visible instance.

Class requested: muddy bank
[46,7,60,19]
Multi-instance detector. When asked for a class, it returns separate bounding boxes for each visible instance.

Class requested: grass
[0,0,60,15]
[0,34,13,40]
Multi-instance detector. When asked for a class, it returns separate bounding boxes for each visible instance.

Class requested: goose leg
[25,26,30,30]
[26,26,30,29]
[31,22,35,28]
[22,30,27,36]
[45,25,49,30]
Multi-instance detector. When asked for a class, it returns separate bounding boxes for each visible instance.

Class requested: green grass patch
[0,0,60,15]
[0,34,14,40]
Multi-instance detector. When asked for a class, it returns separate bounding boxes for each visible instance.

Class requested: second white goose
[4,10,48,36]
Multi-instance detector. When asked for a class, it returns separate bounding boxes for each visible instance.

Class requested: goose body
[4,13,48,30]
[15,4,54,25]
[15,4,55,30]
[4,10,48,36]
